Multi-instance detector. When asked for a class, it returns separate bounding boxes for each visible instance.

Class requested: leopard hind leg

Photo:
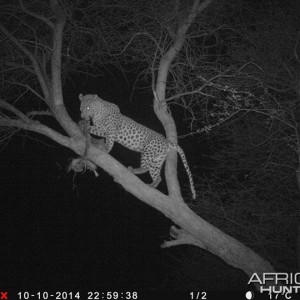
[128,165,148,174]
[128,142,155,175]
[128,151,149,174]
[148,153,167,187]
[128,140,168,188]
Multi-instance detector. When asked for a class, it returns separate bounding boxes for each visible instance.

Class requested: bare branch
[26,110,53,117]
[51,0,66,107]
[294,30,300,63]
[4,80,45,102]
[49,1,81,139]
[2,62,36,76]
[18,0,55,29]
[154,0,214,200]
[165,88,213,102]
[0,118,71,149]
[0,99,31,122]
[0,24,51,102]
[161,226,206,248]
[156,0,213,100]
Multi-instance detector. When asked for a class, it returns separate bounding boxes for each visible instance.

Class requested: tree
[0,0,277,289]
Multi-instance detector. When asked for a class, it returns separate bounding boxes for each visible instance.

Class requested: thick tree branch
[50,1,65,106]
[155,0,214,199]
[0,118,72,149]
[155,0,214,107]
[49,1,81,138]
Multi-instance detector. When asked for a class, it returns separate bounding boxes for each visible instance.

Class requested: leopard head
[79,94,120,121]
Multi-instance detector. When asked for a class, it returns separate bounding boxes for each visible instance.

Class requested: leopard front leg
[104,135,115,153]
[88,125,116,153]
[89,125,107,138]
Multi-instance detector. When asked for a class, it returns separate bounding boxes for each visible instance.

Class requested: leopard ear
[80,94,100,102]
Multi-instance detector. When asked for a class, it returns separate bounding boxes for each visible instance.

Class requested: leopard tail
[169,142,196,199]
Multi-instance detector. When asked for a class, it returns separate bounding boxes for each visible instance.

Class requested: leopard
[79,93,196,199]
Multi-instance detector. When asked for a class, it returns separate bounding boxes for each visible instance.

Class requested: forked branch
[0,24,51,103]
